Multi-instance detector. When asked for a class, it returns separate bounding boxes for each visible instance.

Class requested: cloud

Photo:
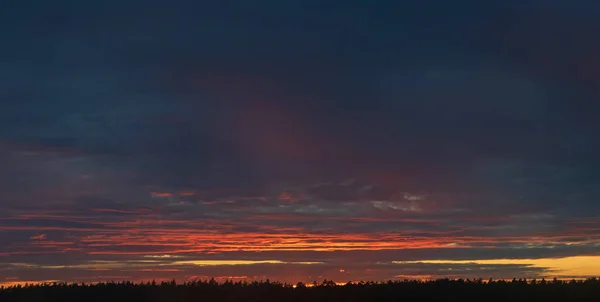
[150,192,173,198]
[29,234,47,240]
[371,201,421,212]
[393,256,600,278]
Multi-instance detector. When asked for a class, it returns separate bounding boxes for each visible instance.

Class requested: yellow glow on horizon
[171,260,322,266]
[172,260,283,266]
[0,280,59,287]
[393,256,600,277]
[143,255,184,259]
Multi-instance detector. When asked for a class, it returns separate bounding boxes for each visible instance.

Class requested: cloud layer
[1,0,600,284]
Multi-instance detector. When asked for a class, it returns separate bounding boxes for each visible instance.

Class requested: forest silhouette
[2,277,600,301]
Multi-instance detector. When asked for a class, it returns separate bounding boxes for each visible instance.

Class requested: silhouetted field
[2,278,600,302]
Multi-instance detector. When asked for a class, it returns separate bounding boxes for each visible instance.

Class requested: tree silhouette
[1,277,600,301]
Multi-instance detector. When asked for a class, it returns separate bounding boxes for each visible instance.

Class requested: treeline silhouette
[2,278,600,302]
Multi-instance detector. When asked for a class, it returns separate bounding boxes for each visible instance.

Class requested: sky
[1,0,600,285]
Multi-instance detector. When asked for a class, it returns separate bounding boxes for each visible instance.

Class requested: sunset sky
[1,0,600,285]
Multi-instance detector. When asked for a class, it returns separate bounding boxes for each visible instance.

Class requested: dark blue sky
[1,0,600,284]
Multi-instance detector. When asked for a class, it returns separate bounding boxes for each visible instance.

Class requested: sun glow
[393,256,600,277]
[171,260,322,266]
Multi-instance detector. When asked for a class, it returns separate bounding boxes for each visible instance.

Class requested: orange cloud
[179,191,196,197]
[278,191,293,201]
[151,192,173,198]
[29,234,47,240]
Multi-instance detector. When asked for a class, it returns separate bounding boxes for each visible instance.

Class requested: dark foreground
[2,278,600,302]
